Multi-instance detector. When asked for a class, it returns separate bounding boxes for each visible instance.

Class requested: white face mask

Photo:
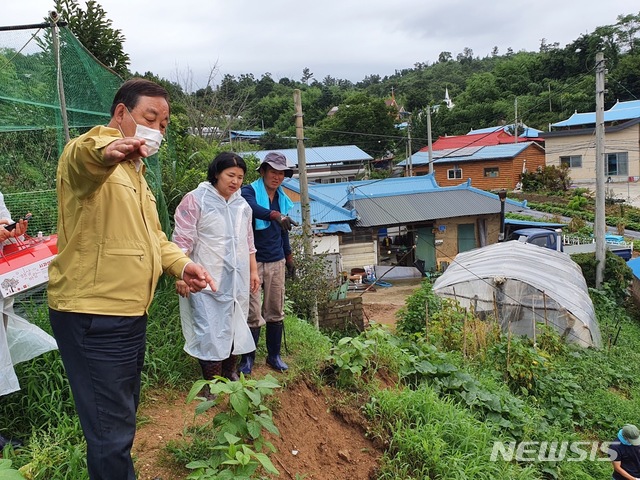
[125,108,164,157]
[134,123,164,157]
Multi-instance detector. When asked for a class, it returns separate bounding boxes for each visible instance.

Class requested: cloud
[2,0,636,88]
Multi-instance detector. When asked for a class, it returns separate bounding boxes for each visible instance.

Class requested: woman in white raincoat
[1,192,57,448]
[173,153,259,394]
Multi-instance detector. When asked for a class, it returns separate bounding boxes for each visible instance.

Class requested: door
[415,227,436,272]
[457,223,476,253]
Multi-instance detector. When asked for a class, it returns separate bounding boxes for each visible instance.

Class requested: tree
[301,67,314,84]
[615,13,640,53]
[438,51,452,63]
[310,92,397,157]
[54,0,129,77]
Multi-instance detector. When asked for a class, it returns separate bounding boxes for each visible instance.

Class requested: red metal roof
[424,130,543,152]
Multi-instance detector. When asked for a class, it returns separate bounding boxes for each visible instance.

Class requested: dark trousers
[50,309,146,480]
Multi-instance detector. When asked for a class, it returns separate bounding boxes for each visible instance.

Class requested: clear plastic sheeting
[432,241,601,348]
[1,305,58,396]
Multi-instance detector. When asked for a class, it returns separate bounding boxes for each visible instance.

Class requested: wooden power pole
[595,52,606,288]
[293,89,318,328]
[426,105,434,175]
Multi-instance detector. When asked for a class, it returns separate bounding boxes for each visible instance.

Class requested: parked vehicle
[508,228,633,261]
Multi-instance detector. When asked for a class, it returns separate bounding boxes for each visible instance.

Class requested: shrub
[285,235,340,321]
[571,251,633,304]
[395,280,442,335]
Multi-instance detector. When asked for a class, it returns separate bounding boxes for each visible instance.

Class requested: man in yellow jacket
[48,78,215,480]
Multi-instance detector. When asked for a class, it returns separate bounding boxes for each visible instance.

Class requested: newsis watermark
[490,440,619,462]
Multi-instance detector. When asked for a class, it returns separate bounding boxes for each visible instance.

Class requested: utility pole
[51,12,70,143]
[514,97,518,144]
[407,119,413,176]
[426,105,434,175]
[595,52,606,288]
[293,89,318,328]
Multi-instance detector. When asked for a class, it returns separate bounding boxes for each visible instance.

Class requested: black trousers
[50,309,146,480]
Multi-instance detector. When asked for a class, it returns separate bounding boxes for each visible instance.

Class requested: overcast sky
[3,1,638,90]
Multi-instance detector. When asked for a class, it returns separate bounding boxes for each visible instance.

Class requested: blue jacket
[241,184,291,263]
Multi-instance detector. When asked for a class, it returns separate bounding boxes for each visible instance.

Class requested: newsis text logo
[490,440,619,462]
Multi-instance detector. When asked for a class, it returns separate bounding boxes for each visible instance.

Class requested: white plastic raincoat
[1,192,57,396]
[1,305,58,396]
[173,182,256,361]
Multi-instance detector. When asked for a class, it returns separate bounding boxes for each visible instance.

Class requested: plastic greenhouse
[432,241,601,348]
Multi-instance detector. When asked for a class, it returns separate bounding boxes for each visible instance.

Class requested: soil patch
[132,278,421,479]
[133,374,384,480]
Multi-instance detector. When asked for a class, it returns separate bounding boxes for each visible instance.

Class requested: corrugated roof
[431,131,504,150]
[627,257,640,279]
[230,130,265,138]
[551,100,640,128]
[284,175,441,206]
[287,197,356,225]
[468,124,542,137]
[352,188,525,227]
[399,142,537,166]
[240,145,373,166]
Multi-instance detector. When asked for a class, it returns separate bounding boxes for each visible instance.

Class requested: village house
[282,175,526,274]
[398,124,544,190]
[240,145,374,184]
[399,141,546,191]
[543,99,640,183]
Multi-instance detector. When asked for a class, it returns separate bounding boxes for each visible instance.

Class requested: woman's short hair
[207,152,247,185]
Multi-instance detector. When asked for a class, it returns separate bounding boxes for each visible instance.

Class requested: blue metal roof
[468,126,505,135]
[627,257,640,279]
[240,145,373,166]
[283,175,527,228]
[468,124,542,137]
[284,175,441,206]
[551,100,640,128]
[398,142,536,166]
[230,130,265,138]
[282,179,357,225]
[286,198,356,225]
[352,187,526,227]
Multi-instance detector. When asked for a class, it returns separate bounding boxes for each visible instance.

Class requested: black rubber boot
[238,327,261,375]
[221,355,239,381]
[265,321,288,372]
[0,433,22,449]
[198,359,222,400]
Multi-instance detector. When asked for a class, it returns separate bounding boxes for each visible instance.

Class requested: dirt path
[351,278,423,328]
[133,278,423,479]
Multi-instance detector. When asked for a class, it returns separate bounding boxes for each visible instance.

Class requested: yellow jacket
[48,125,189,315]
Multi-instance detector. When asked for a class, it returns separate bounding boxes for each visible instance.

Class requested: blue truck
[508,228,633,261]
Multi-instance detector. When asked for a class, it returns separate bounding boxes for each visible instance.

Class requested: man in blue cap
[610,424,640,480]
[239,152,296,374]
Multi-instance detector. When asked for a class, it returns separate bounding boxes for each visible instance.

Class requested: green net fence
[0,22,172,237]
[0,23,121,235]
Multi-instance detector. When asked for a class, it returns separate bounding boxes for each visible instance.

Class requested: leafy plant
[325,335,378,388]
[0,459,24,480]
[181,374,281,479]
[395,279,441,335]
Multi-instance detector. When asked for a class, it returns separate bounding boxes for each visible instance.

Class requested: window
[447,168,462,179]
[606,152,628,176]
[560,155,582,168]
[484,167,499,177]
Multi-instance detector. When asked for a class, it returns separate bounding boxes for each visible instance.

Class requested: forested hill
[152,12,639,157]
[3,5,639,164]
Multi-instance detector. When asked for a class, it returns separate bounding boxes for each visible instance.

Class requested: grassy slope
[2,278,639,479]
